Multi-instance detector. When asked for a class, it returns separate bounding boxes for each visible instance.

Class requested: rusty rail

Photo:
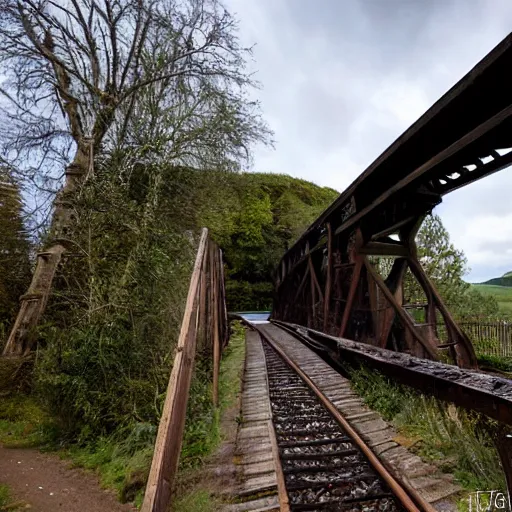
[141,228,228,512]
[258,326,428,512]
[271,319,512,496]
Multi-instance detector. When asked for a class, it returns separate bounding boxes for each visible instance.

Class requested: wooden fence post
[211,245,221,407]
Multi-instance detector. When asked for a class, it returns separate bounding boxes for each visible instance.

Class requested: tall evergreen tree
[0,168,31,332]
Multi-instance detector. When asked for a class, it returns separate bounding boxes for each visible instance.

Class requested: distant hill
[472,271,512,316]
[479,271,512,287]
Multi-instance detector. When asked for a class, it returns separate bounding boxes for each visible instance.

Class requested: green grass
[347,364,506,498]
[473,284,512,298]
[0,484,24,511]
[0,485,11,509]
[477,354,512,373]
[63,425,157,506]
[472,284,512,315]
[217,323,246,411]
[173,323,246,510]
[0,394,56,448]
[173,489,222,512]
[0,394,155,506]
[180,323,245,469]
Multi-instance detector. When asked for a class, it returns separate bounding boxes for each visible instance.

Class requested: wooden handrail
[141,228,228,512]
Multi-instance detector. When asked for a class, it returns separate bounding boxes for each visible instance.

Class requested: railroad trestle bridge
[143,34,512,512]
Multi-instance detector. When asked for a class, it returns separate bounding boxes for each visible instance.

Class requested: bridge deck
[246,323,461,510]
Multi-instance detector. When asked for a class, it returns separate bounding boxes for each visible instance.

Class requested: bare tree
[0,0,269,355]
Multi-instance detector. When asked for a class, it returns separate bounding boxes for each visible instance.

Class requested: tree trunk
[2,144,90,356]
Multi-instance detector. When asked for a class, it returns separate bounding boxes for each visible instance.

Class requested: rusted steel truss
[273,33,512,370]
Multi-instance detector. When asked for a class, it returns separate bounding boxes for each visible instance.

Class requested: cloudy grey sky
[225,0,512,283]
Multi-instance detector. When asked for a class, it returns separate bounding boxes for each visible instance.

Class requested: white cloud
[225,0,512,281]
[458,214,512,264]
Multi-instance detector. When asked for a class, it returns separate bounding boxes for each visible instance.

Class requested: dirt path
[0,444,136,512]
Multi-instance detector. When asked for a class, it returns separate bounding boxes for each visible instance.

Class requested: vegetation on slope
[470,271,512,316]
[472,282,512,316]
[348,364,506,498]
[479,271,512,287]
[194,171,338,311]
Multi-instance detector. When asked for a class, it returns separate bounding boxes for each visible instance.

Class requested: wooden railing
[460,322,512,358]
[141,228,228,512]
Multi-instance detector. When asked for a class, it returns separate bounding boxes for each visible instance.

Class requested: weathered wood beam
[294,265,310,302]
[308,255,323,303]
[142,229,208,512]
[211,245,220,406]
[378,258,408,348]
[323,223,333,332]
[406,257,477,368]
[359,241,409,257]
[334,104,512,239]
[339,257,363,338]
[363,257,438,359]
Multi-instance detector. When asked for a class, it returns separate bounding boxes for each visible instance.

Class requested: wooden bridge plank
[228,330,279,508]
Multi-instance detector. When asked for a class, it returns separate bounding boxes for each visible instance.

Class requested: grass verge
[0,485,11,510]
[347,364,506,497]
[0,483,24,511]
[477,354,512,374]
[0,394,55,448]
[173,321,246,510]
[0,393,156,507]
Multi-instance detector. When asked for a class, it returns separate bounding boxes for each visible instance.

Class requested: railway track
[263,339,407,511]
[230,323,461,512]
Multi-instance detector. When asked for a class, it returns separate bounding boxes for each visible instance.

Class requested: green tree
[195,172,339,311]
[0,0,269,355]
[406,214,500,321]
[0,168,31,336]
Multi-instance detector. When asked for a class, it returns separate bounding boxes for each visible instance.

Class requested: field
[472,284,512,315]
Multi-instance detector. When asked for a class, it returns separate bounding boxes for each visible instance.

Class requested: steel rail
[264,329,291,512]
[250,322,435,512]
[272,320,512,427]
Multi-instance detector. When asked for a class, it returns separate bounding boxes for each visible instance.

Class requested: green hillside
[194,172,339,311]
[472,271,512,316]
[479,271,512,287]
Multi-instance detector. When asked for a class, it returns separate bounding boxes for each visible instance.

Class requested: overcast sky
[225,0,512,283]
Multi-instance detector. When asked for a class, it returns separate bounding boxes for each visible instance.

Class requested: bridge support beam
[274,216,478,369]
